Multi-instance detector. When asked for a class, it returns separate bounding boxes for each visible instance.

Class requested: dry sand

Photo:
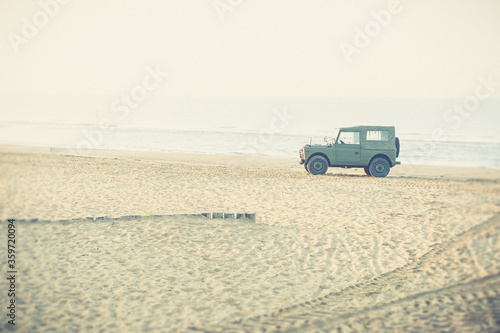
[0,146,499,332]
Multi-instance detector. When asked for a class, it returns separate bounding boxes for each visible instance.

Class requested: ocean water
[0,98,499,168]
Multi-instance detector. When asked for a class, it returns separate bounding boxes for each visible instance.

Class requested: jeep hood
[303,144,331,149]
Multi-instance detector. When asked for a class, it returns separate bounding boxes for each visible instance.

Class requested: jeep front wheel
[304,163,310,174]
[307,156,328,175]
[369,158,390,177]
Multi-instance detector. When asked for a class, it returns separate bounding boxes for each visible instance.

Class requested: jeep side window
[337,131,360,144]
[366,130,389,141]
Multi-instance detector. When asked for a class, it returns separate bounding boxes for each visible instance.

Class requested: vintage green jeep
[299,126,400,177]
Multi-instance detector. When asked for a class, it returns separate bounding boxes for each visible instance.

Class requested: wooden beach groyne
[1,212,257,223]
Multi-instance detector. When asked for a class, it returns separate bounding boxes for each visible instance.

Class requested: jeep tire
[364,166,371,176]
[307,156,328,175]
[369,158,390,177]
[304,163,310,174]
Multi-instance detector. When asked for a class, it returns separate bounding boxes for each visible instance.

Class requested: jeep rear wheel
[369,158,390,177]
[307,156,328,175]
[364,166,371,176]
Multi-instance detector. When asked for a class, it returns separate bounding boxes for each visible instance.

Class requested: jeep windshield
[332,128,340,144]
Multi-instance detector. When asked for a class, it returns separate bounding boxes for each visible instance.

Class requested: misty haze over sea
[1,97,499,168]
[2,2,499,169]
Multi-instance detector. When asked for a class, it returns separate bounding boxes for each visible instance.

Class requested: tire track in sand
[204,214,500,332]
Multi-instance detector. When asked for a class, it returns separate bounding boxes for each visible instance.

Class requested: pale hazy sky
[1,1,499,119]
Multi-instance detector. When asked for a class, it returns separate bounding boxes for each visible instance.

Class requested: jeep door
[334,131,361,164]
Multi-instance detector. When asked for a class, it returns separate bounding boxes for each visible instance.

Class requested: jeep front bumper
[298,148,305,164]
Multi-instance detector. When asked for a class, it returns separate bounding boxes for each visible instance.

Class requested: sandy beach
[1,146,499,332]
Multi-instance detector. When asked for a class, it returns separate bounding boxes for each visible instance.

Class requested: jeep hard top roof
[335,126,396,149]
[337,125,395,132]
